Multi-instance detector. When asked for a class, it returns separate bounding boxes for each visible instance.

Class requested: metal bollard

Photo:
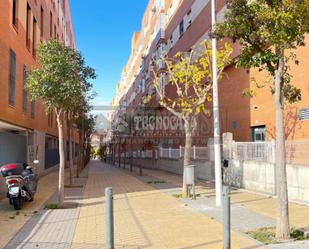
[223,185,231,249]
[105,187,114,249]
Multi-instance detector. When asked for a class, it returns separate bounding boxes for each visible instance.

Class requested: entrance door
[0,132,27,165]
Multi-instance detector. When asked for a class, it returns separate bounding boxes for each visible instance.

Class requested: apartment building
[110,0,309,146]
[0,0,76,176]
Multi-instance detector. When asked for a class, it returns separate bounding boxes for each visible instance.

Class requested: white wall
[224,160,309,204]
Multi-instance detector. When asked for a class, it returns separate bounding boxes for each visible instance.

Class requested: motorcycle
[0,161,38,210]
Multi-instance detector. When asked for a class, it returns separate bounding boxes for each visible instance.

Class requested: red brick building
[109,0,309,146]
[0,0,77,174]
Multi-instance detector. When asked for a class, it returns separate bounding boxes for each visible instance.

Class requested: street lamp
[211,0,222,207]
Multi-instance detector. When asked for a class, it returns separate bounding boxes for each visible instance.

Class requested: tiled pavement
[72,161,261,249]
[2,166,86,249]
[135,167,309,249]
[0,170,60,248]
[3,161,309,248]
[5,183,85,249]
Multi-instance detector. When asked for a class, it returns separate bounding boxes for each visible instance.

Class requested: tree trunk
[81,126,85,170]
[77,131,82,178]
[67,114,73,185]
[118,140,121,168]
[56,113,65,208]
[68,116,74,185]
[275,49,290,240]
[182,122,193,197]
[123,138,126,169]
[130,137,133,172]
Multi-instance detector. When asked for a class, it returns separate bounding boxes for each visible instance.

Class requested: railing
[159,146,210,160]
[113,140,309,166]
[286,140,309,166]
[234,141,274,163]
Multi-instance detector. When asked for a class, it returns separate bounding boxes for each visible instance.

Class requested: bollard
[223,185,231,249]
[105,187,114,249]
[139,164,143,176]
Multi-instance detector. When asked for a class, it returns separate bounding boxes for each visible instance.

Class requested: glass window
[251,126,266,142]
[179,19,184,36]
[12,0,18,28]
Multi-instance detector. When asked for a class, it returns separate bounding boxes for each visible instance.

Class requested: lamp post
[211,0,222,207]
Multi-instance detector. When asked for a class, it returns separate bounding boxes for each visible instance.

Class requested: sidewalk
[0,170,59,248]
[1,165,84,249]
[4,161,309,248]
[139,168,309,249]
[72,161,262,249]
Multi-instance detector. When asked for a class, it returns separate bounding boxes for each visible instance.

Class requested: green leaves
[26,39,95,115]
[214,0,309,103]
[153,40,232,122]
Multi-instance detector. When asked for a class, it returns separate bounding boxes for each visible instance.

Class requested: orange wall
[249,39,309,141]
[0,0,78,142]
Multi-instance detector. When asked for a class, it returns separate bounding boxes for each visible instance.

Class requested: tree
[214,0,309,240]
[76,113,96,173]
[26,39,95,207]
[84,115,96,165]
[66,59,95,185]
[151,41,232,197]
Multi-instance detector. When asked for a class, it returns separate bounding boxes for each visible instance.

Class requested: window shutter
[31,101,35,119]
[9,49,16,106]
[22,65,28,113]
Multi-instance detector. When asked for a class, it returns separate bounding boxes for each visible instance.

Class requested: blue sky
[70,1,148,106]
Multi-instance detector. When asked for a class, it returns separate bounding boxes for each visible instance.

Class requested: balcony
[154,29,165,46]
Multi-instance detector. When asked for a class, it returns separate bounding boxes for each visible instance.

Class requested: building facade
[0,0,76,179]
[109,0,309,146]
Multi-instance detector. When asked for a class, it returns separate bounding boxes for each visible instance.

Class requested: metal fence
[233,141,274,163]
[159,146,210,160]
[286,140,309,166]
[115,140,309,166]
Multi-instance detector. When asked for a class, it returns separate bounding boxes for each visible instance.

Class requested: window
[63,0,65,13]
[9,49,16,106]
[179,19,184,36]
[140,79,145,93]
[251,126,266,142]
[50,12,53,38]
[48,113,53,127]
[187,9,192,27]
[32,17,37,57]
[40,7,44,39]
[169,35,173,46]
[31,101,35,119]
[26,4,31,49]
[12,0,18,28]
[22,65,28,113]
[54,24,56,39]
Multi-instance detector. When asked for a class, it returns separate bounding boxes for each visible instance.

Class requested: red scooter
[0,162,38,210]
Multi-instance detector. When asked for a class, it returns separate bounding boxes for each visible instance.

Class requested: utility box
[185,165,196,185]
[185,165,197,199]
